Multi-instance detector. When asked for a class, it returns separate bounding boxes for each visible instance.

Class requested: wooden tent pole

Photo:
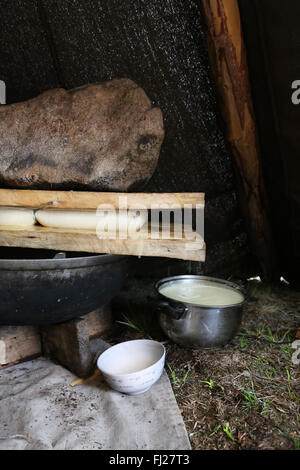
[201,0,277,279]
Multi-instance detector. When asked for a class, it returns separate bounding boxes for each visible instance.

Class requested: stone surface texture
[0,78,164,191]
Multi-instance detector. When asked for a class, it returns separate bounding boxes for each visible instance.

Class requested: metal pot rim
[155,275,246,309]
[0,252,127,271]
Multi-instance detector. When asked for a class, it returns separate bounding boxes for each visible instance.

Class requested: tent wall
[0,0,253,277]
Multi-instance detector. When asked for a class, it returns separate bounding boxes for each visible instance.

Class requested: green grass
[264,327,292,344]
[116,313,154,340]
[238,368,271,415]
[116,314,142,332]
[239,337,249,349]
[239,325,292,345]
[239,386,260,412]
[167,363,181,385]
[167,363,190,387]
[199,379,215,389]
[209,424,221,438]
[223,423,235,442]
[199,379,225,395]
[294,439,300,450]
[280,343,291,357]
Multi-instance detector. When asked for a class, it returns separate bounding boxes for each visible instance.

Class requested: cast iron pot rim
[0,252,127,271]
[155,274,246,309]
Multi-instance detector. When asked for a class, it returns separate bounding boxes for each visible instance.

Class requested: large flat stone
[0,78,164,191]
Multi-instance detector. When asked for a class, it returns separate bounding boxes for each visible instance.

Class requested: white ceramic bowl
[97,339,166,395]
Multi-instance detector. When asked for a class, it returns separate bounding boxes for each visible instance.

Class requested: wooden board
[87,305,112,339]
[0,189,205,210]
[0,189,205,261]
[0,223,205,262]
[0,307,112,369]
[0,325,41,367]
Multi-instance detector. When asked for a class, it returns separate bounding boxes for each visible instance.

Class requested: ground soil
[107,280,300,450]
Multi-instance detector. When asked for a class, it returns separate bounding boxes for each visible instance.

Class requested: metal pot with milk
[155,275,246,349]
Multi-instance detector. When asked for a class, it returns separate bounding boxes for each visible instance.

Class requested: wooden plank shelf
[0,224,205,261]
[0,189,205,210]
[0,189,205,262]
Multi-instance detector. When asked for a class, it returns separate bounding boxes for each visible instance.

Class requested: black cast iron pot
[0,247,128,325]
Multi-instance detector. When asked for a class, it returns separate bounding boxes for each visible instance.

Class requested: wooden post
[202,0,277,279]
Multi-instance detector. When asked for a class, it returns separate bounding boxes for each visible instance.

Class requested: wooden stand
[41,316,94,378]
[0,305,112,376]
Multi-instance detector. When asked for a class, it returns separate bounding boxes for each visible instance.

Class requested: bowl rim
[155,275,246,309]
[97,339,166,378]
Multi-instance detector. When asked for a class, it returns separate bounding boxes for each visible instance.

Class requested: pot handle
[155,300,187,320]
